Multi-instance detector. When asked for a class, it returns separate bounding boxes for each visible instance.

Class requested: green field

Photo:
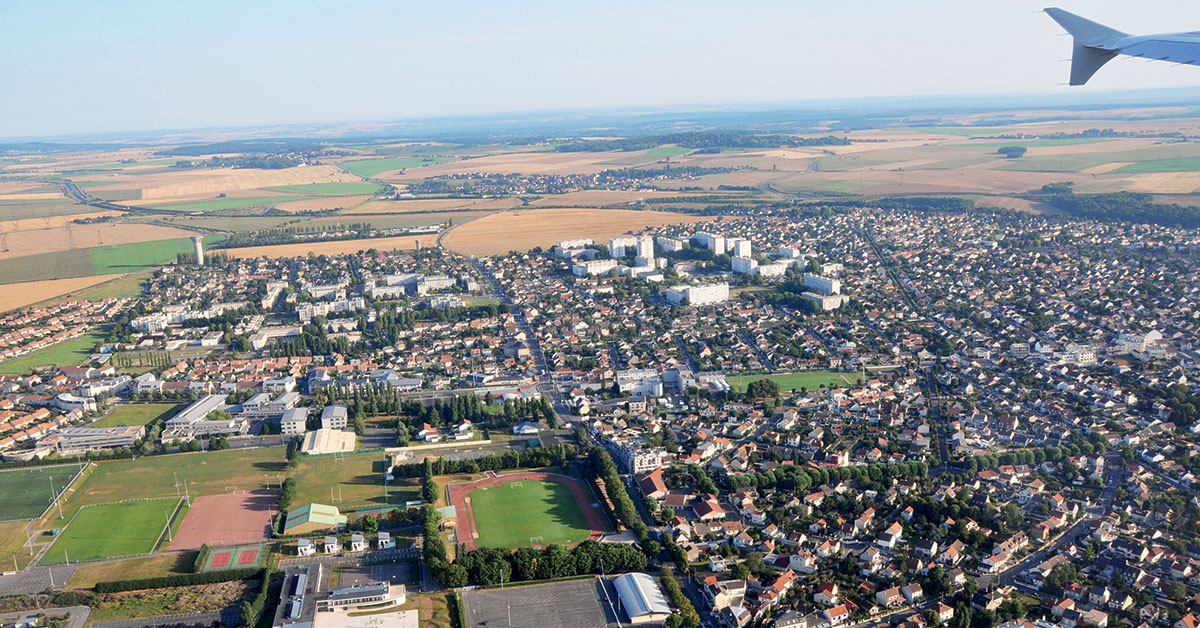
[0,198,92,220]
[0,248,94,285]
[71,272,150,300]
[340,156,457,178]
[41,498,181,564]
[265,182,384,196]
[0,465,86,521]
[0,331,103,375]
[48,447,286,526]
[468,479,591,549]
[92,234,223,275]
[148,196,314,212]
[291,452,419,511]
[1114,157,1200,173]
[728,370,863,393]
[91,404,181,429]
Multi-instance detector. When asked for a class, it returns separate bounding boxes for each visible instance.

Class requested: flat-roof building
[38,425,145,452]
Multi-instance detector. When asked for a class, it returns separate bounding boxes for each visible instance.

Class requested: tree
[359,514,378,533]
[745,378,780,400]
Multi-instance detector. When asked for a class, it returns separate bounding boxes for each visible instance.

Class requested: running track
[446,471,606,552]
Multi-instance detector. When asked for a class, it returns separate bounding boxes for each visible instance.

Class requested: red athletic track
[446,471,606,552]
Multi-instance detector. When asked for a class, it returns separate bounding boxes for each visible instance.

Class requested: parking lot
[463,578,620,628]
[338,561,416,588]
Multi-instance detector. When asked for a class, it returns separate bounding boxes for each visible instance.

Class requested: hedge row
[240,569,273,627]
[94,567,264,593]
[659,567,700,627]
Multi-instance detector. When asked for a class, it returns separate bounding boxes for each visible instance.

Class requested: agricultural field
[0,223,198,260]
[148,196,316,213]
[0,464,87,521]
[466,479,592,549]
[527,189,701,207]
[441,208,716,256]
[265,182,384,196]
[45,447,286,526]
[727,370,864,393]
[339,156,458,178]
[88,164,359,203]
[290,452,419,512]
[40,497,183,564]
[0,274,126,313]
[1114,157,1200,173]
[273,194,373,213]
[343,196,522,215]
[92,235,223,275]
[222,235,424,259]
[90,404,181,429]
[0,331,104,375]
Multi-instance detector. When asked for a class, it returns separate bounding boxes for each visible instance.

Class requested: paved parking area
[463,578,619,628]
[340,561,415,588]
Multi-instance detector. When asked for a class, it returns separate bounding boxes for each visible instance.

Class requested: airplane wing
[1044,8,1200,85]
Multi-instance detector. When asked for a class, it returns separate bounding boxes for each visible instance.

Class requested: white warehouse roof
[612,572,670,620]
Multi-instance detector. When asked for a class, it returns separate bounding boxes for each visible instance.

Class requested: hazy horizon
[3,0,1199,139]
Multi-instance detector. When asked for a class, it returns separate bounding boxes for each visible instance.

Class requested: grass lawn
[340,157,456,178]
[0,331,103,375]
[727,370,863,393]
[149,196,314,213]
[91,404,181,428]
[41,498,181,564]
[47,447,286,527]
[468,479,591,549]
[0,464,86,521]
[0,520,36,570]
[291,452,419,511]
[1114,157,1200,173]
[265,182,384,196]
[72,272,149,300]
[91,235,223,275]
[67,551,197,589]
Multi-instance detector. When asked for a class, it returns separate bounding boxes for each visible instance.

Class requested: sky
[1,0,1198,138]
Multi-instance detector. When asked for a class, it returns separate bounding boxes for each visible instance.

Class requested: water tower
[192,236,205,266]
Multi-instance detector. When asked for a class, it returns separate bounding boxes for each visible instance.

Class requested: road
[91,607,240,628]
[0,564,78,596]
[0,606,89,628]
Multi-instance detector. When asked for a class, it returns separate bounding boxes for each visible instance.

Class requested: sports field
[728,370,863,393]
[0,464,86,521]
[466,479,593,549]
[266,182,384,196]
[91,404,181,428]
[41,498,182,564]
[0,331,103,375]
[291,451,418,511]
[200,544,266,572]
[47,447,286,526]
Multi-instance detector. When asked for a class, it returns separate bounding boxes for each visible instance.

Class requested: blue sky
[1,0,1197,138]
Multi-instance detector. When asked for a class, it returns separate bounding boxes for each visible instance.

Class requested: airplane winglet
[1044,8,1129,85]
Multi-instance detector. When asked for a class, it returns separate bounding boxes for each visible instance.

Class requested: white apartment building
[665,283,729,306]
[731,256,758,274]
[573,259,618,276]
[803,274,842,295]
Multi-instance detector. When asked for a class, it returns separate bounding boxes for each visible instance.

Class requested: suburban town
[0,198,1197,628]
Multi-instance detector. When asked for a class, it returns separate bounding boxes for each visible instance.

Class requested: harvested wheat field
[528,189,701,207]
[0,275,124,313]
[344,197,523,215]
[90,165,359,201]
[274,195,373,213]
[224,235,425,259]
[0,192,67,201]
[1,210,124,232]
[442,208,716,256]
[0,224,199,260]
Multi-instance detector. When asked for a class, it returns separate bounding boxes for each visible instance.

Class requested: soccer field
[728,370,862,393]
[40,498,182,564]
[468,480,591,549]
[0,464,85,521]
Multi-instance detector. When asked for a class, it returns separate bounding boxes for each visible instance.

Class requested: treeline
[952,436,1109,474]
[839,196,978,214]
[169,155,304,170]
[1037,186,1200,229]
[554,132,850,152]
[394,395,555,444]
[721,460,930,494]
[594,166,735,180]
[157,139,325,155]
[270,324,354,358]
[586,447,650,545]
[223,223,374,248]
[446,541,647,587]
[391,444,576,478]
[94,567,264,593]
[983,128,1183,140]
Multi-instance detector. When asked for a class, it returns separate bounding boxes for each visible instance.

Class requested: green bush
[94,567,263,593]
